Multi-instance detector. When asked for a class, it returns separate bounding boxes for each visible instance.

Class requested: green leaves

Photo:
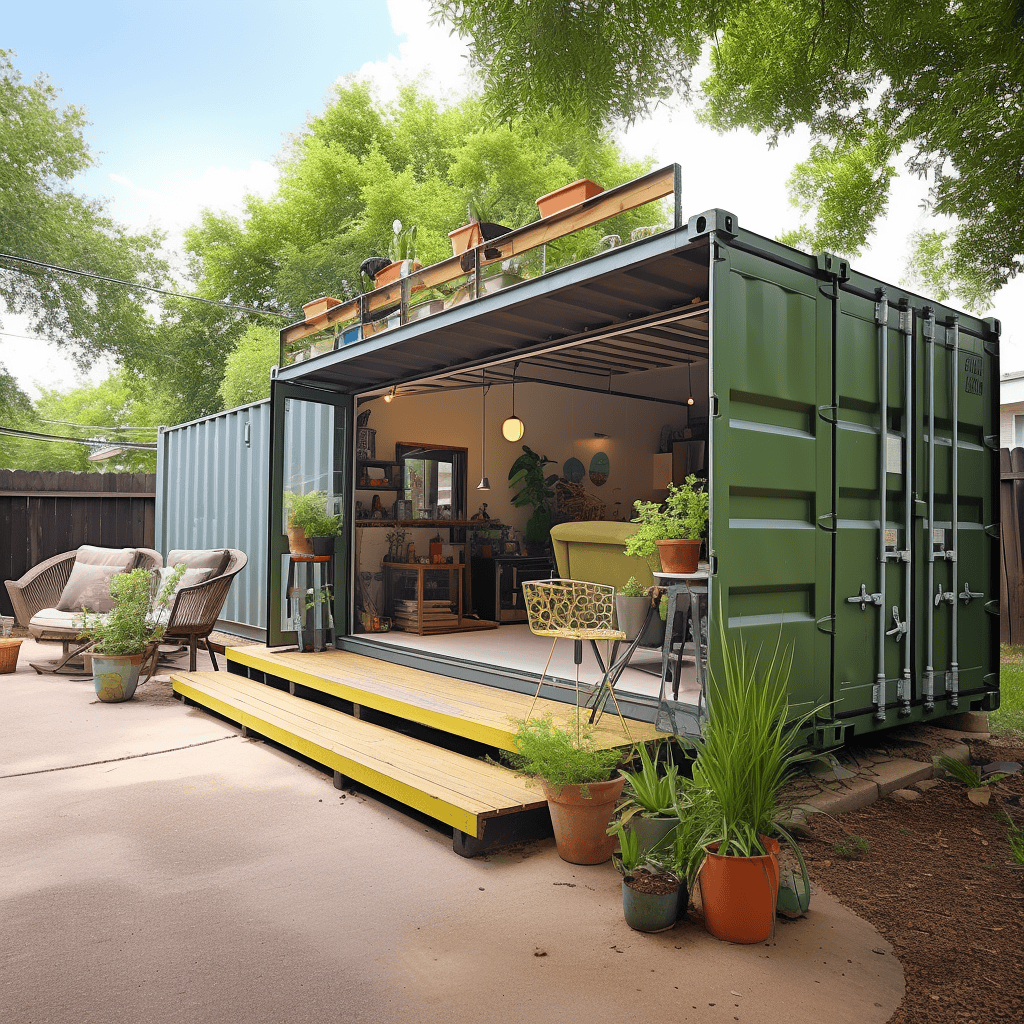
[508,713,623,788]
[625,474,708,559]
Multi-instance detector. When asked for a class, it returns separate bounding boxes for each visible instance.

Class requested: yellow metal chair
[521,578,634,739]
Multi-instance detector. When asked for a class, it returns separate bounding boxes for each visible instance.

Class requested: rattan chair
[521,578,636,737]
[159,550,247,671]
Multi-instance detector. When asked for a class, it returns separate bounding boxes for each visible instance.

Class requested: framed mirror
[396,442,468,521]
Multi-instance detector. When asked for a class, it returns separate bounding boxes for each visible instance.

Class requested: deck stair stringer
[171,670,550,855]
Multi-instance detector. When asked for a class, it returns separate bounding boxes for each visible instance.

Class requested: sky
[3,0,1022,401]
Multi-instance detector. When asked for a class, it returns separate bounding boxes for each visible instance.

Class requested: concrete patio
[1,637,904,1024]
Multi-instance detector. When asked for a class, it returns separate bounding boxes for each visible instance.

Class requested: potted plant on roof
[508,446,559,556]
[371,220,421,289]
[449,198,513,269]
[285,490,343,556]
[691,614,826,943]
[624,474,709,574]
[509,712,624,864]
[77,564,186,703]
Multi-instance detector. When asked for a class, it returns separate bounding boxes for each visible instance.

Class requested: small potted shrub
[285,490,343,556]
[625,474,709,574]
[372,221,422,289]
[613,741,680,853]
[610,821,681,932]
[449,198,512,268]
[615,577,666,648]
[77,564,186,703]
[509,713,624,864]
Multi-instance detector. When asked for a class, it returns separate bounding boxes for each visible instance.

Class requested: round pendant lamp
[478,369,491,490]
[501,361,525,442]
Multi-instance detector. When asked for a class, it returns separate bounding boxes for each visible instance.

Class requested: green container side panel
[709,231,999,745]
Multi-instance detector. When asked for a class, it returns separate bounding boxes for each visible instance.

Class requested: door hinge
[817,403,837,424]
[815,614,835,635]
[710,393,720,417]
[817,511,837,533]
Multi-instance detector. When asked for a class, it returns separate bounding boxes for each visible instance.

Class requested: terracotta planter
[655,538,701,574]
[92,652,149,703]
[288,525,313,555]
[301,296,342,322]
[698,836,780,944]
[372,259,423,288]
[536,178,603,218]
[541,776,625,864]
[449,221,483,256]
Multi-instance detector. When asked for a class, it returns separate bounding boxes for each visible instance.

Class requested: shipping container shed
[270,164,1001,748]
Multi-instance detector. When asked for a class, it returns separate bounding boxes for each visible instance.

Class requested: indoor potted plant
[508,446,559,555]
[624,474,709,574]
[691,614,826,943]
[285,490,343,556]
[77,564,186,703]
[509,713,624,864]
[615,577,666,648]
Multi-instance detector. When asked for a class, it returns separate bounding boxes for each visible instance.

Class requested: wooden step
[224,646,657,752]
[171,671,548,852]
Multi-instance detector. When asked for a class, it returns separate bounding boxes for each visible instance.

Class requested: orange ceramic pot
[536,178,604,218]
[449,221,483,256]
[541,776,625,864]
[655,538,701,574]
[288,525,313,555]
[698,836,780,944]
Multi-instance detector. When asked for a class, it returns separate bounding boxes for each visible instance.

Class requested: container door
[709,241,834,721]
[267,380,353,648]
[914,312,1000,711]
[832,292,916,722]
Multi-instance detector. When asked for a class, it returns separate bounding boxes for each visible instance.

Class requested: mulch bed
[801,738,1024,1024]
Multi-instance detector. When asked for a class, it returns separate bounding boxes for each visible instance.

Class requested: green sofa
[549,521,655,590]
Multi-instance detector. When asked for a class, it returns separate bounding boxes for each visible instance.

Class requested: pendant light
[477,369,491,491]
[501,361,525,442]
[686,360,695,406]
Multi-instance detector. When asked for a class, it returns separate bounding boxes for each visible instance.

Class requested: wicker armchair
[160,549,247,671]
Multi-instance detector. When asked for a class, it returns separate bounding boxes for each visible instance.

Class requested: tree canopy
[432,0,1024,307]
[0,49,168,382]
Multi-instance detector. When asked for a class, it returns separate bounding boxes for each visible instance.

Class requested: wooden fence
[1001,448,1024,644]
[0,470,156,620]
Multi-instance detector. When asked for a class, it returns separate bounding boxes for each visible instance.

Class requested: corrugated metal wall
[156,401,270,639]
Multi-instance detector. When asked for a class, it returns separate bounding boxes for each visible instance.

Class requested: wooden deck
[223,645,660,751]
[170,645,659,855]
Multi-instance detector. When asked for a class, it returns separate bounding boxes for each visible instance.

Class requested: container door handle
[846,584,882,611]
[885,607,907,641]
[959,583,983,605]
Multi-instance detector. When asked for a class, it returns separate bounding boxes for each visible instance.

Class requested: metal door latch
[886,607,907,640]
[959,583,983,605]
[935,584,956,606]
[846,584,882,611]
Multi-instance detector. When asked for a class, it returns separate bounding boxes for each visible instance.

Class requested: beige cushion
[56,562,127,613]
[154,564,215,602]
[74,545,138,568]
[30,608,102,632]
[166,549,229,577]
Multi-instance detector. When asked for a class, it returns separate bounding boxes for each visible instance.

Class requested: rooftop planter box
[536,179,604,218]
[302,296,342,322]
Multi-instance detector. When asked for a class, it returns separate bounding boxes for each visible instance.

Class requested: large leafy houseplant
[508,446,558,550]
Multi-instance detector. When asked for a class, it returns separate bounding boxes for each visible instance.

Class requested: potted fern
[78,564,186,703]
[509,713,624,864]
[625,474,709,574]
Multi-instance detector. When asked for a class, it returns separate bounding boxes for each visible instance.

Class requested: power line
[37,417,157,433]
[0,425,156,450]
[0,251,293,320]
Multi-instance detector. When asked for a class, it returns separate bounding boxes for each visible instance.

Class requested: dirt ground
[800,738,1024,1024]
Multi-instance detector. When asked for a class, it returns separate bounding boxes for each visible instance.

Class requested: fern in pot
[78,564,186,703]
[509,713,624,864]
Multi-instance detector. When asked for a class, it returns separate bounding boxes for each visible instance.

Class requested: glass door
[267,380,353,648]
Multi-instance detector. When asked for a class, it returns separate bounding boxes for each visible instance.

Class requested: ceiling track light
[501,360,525,442]
[384,385,396,403]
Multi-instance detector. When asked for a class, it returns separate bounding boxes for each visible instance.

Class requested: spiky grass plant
[616,741,679,824]
[691,612,827,857]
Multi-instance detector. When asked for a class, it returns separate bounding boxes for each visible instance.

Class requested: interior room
[349,342,710,704]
